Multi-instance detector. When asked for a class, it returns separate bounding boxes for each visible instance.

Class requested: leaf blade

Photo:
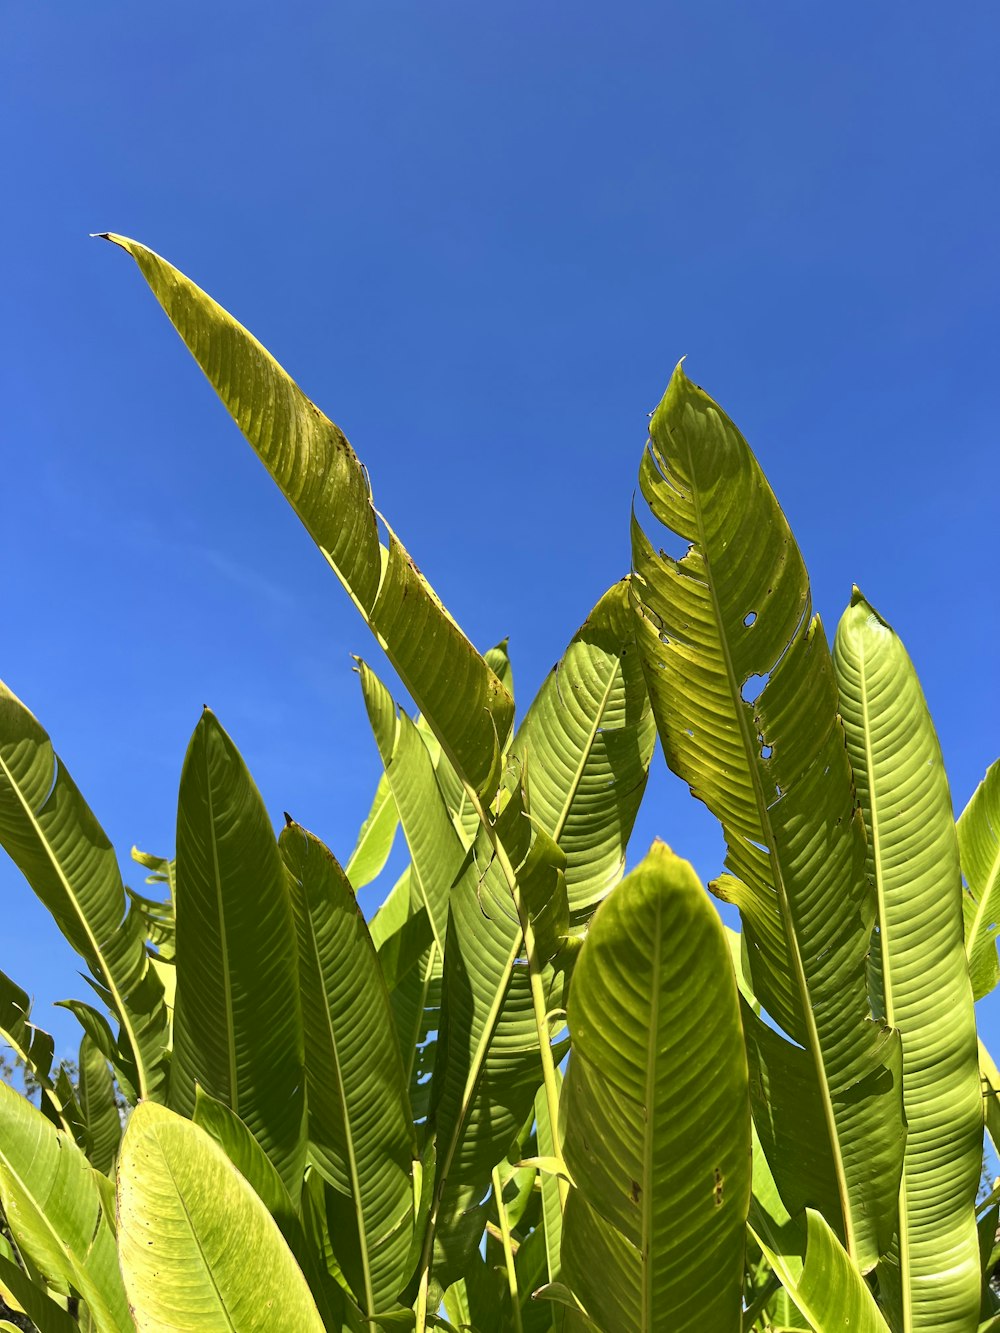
[103,234,513,799]
[561,842,751,1331]
[117,1102,325,1332]
[834,590,982,1329]
[172,709,306,1198]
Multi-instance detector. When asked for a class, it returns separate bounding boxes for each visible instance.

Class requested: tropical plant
[0,236,997,1332]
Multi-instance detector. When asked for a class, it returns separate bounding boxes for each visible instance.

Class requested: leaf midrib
[679,426,852,1256]
[201,742,238,1115]
[550,655,620,846]
[151,1121,238,1332]
[855,635,911,1333]
[0,1131,117,1329]
[301,899,376,1316]
[640,895,663,1330]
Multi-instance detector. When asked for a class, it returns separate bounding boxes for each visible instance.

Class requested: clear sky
[2,3,999,1056]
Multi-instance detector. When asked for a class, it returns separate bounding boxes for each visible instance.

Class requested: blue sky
[2,3,999,1055]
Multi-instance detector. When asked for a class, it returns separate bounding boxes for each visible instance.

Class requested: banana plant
[0,240,996,1333]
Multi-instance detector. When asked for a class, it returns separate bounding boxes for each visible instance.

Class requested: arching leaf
[103,234,513,802]
[0,967,54,1090]
[0,682,167,1100]
[750,1126,889,1332]
[511,579,655,918]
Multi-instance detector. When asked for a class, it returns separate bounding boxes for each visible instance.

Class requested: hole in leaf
[741,674,767,706]
[743,611,757,627]
[760,744,773,760]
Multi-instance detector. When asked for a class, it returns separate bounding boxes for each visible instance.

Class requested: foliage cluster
[0,237,999,1331]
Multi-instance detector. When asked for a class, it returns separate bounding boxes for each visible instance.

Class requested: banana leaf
[629,364,903,1269]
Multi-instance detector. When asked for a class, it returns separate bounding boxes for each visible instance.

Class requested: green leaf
[750,1126,889,1332]
[0,966,54,1088]
[358,663,463,953]
[534,1068,564,1293]
[0,681,167,1099]
[835,590,983,1329]
[0,1252,78,1333]
[345,769,400,891]
[981,1040,1000,1158]
[0,1080,129,1331]
[510,579,655,918]
[77,1033,122,1174]
[280,818,417,1316]
[192,1087,352,1330]
[103,234,513,801]
[561,842,751,1331]
[172,708,306,1199]
[960,759,1000,1001]
[431,785,564,1161]
[630,363,902,1268]
[116,1101,325,1331]
[128,846,176,960]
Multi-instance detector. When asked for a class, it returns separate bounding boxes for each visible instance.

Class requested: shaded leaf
[281,819,416,1316]
[172,709,305,1198]
[835,590,983,1329]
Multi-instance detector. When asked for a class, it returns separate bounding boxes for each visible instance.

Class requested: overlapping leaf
[835,591,982,1329]
[629,363,902,1268]
[510,579,655,917]
[0,1251,78,1333]
[77,1033,121,1175]
[959,758,1000,1001]
[749,1126,889,1333]
[0,1080,129,1331]
[171,708,305,1198]
[281,818,416,1316]
[117,1102,325,1331]
[0,682,167,1100]
[345,769,400,892]
[128,847,176,959]
[104,234,513,801]
[561,843,750,1331]
[0,967,54,1090]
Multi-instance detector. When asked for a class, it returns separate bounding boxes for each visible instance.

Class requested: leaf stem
[492,1166,524,1333]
